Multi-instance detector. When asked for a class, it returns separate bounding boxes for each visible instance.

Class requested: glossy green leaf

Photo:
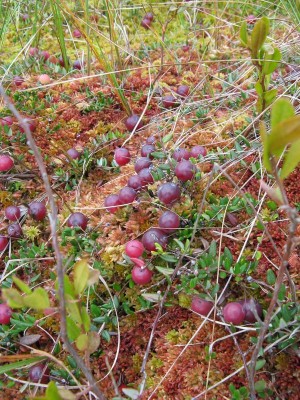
[262,47,281,75]
[12,276,31,294]
[254,380,266,393]
[2,288,24,308]
[281,139,300,179]
[73,259,89,295]
[269,115,300,154]
[271,98,295,129]
[0,357,45,374]
[255,358,266,370]
[266,269,276,285]
[251,17,270,59]
[23,288,50,310]
[240,21,248,46]
[76,333,88,351]
[155,266,174,276]
[141,293,161,302]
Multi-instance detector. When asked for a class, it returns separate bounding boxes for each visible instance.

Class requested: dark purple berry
[128,175,142,190]
[157,182,181,205]
[134,157,152,173]
[158,211,180,232]
[104,194,120,213]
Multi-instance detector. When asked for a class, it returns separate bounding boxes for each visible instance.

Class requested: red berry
[28,202,47,221]
[175,159,195,181]
[0,303,12,324]
[5,205,21,221]
[67,148,81,160]
[29,47,38,56]
[142,228,168,252]
[190,145,207,158]
[141,144,155,159]
[134,157,152,173]
[141,18,151,29]
[19,118,37,133]
[223,302,245,325]
[22,13,29,21]
[144,12,154,21]
[104,194,120,213]
[73,59,83,70]
[7,223,23,238]
[58,57,65,67]
[13,76,24,86]
[191,297,214,316]
[0,155,14,172]
[173,148,190,161]
[138,168,154,186]
[49,55,59,65]
[67,212,88,231]
[239,299,262,323]
[0,236,9,251]
[40,50,50,61]
[118,187,137,204]
[182,44,190,52]
[177,85,189,97]
[73,29,81,38]
[124,115,143,131]
[131,265,153,285]
[1,116,13,127]
[162,95,177,108]
[157,182,181,205]
[158,211,180,233]
[128,175,142,190]
[125,240,144,258]
[38,74,51,85]
[114,148,131,166]
[29,364,50,384]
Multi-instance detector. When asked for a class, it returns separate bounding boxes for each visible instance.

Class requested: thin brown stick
[0,85,106,400]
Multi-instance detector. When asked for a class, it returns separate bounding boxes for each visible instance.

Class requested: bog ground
[0,1,299,400]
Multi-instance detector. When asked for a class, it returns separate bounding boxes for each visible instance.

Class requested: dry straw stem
[0,85,106,400]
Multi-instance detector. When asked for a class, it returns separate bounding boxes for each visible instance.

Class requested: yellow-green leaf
[271,99,295,129]
[80,306,91,333]
[240,21,248,47]
[75,333,88,351]
[281,139,300,179]
[87,331,100,354]
[269,115,300,153]
[262,47,281,75]
[12,276,31,294]
[65,294,82,324]
[87,268,100,286]
[73,259,89,295]
[260,121,271,172]
[2,288,24,308]
[46,381,62,400]
[251,17,270,59]
[23,288,50,310]
[264,88,277,107]
[66,316,81,341]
